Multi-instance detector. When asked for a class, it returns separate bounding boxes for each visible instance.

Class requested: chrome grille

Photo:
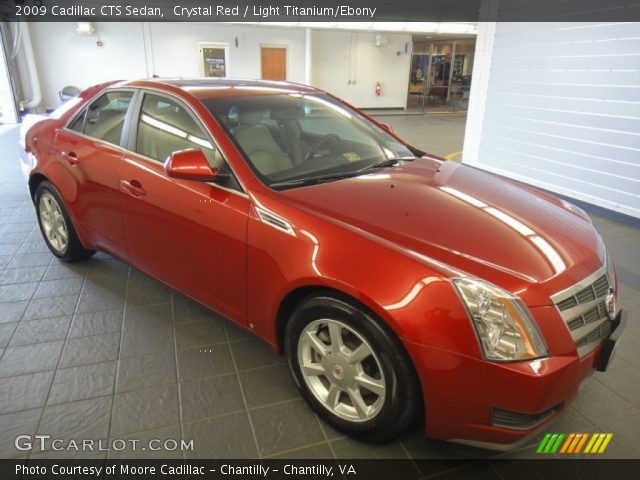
[566,302,607,331]
[550,265,612,357]
[593,276,610,297]
[575,321,611,349]
[575,286,596,304]
[557,275,607,311]
[556,296,578,311]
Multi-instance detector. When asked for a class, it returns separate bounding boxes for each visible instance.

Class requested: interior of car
[205,94,414,184]
[136,94,223,169]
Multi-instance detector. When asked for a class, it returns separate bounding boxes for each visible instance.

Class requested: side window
[135,94,223,168]
[68,109,86,133]
[83,91,133,145]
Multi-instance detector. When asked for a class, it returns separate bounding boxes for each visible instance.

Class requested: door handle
[61,151,79,166]
[121,179,146,197]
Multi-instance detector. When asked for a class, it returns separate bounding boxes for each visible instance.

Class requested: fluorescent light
[234,22,477,35]
[75,22,95,35]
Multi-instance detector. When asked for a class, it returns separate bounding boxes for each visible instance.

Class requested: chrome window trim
[62,85,249,200]
[133,86,248,196]
[63,88,138,149]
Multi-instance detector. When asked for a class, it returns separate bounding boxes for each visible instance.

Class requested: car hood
[280,158,602,298]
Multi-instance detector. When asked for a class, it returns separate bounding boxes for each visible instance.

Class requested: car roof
[120,78,321,99]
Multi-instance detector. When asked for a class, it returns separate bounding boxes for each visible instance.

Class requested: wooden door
[261,47,286,81]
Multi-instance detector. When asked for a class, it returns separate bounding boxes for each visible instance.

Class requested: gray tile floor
[0,119,638,460]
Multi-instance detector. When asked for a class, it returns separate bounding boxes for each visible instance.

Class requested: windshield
[202,93,415,189]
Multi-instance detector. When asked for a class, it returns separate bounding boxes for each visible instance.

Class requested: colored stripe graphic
[568,434,581,453]
[560,433,575,453]
[598,434,613,453]
[550,433,565,453]
[544,434,559,453]
[536,433,565,454]
[574,433,588,453]
[538,433,613,454]
[585,433,614,453]
[537,433,552,453]
[584,433,598,453]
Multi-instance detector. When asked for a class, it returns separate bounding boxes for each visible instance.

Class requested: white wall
[0,27,18,123]
[28,22,307,110]
[26,23,411,112]
[30,22,147,109]
[146,23,306,82]
[311,30,412,109]
[463,22,640,219]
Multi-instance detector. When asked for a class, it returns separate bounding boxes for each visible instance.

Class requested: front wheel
[285,295,421,442]
[35,181,95,262]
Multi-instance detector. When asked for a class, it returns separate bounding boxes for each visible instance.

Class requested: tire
[35,181,95,262]
[285,295,421,443]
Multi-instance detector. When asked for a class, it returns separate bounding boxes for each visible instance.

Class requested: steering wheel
[305,134,340,162]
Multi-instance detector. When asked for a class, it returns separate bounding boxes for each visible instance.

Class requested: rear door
[53,90,135,259]
[119,90,250,323]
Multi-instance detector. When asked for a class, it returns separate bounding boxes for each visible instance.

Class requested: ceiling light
[75,22,95,35]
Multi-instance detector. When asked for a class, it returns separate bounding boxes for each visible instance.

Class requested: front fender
[246,196,482,360]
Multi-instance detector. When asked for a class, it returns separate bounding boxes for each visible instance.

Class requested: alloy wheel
[38,192,69,253]
[297,318,386,422]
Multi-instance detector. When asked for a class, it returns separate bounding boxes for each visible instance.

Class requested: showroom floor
[0,118,638,463]
[374,113,467,158]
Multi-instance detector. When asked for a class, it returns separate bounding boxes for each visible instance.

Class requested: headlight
[605,250,616,293]
[605,250,618,318]
[453,278,548,361]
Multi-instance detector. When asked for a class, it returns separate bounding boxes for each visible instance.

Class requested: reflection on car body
[20,78,625,448]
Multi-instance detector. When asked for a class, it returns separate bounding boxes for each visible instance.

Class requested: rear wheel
[285,295,420,442]
[35,181,95,262]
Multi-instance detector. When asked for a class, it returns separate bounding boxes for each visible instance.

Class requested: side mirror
[165,149,219,181]
[379,122,393,133]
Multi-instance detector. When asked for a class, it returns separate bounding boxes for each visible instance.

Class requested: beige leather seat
[232,110,292,175]
[85,110,125,145]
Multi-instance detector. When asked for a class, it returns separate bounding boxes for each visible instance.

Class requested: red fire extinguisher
[375,81,381,97]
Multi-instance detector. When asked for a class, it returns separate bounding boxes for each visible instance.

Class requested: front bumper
[405,309,626,449]
[596,310,626,372]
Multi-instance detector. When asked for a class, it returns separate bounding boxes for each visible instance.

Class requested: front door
[261,47,287,81]
[119,91,249,322]
[53,90,133,259]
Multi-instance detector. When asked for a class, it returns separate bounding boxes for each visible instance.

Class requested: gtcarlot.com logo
[537,432,613,454]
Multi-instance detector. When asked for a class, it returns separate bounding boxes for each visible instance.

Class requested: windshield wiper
[270,157,417,190]
[270,170,363,189]
[357,157,416,172]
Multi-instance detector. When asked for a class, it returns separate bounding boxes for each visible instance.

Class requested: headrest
[239,110,264,126]
[271,104,304,121]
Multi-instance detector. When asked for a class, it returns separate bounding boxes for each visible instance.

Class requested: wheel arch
[29,173,96,252]
[28,172,48,202]
[275,283,425,424]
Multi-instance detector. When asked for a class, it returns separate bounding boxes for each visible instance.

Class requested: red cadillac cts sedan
[20,79,625,449]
